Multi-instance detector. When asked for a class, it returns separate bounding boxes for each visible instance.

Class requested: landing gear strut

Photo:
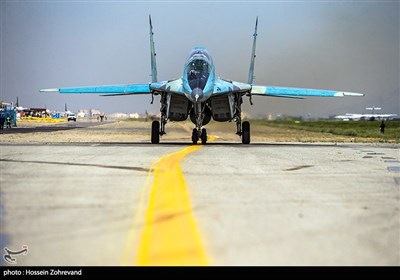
[191,101,209,145]
[233,93,251,144]
[159,93,168,136]
[150,93,168,144]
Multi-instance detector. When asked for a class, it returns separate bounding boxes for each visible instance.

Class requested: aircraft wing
[150,79,185,95]
[40,84,151,96]
[211,79,363,99]
[40,79,185,96]
[250,85,364,98]
[213,79,251,95]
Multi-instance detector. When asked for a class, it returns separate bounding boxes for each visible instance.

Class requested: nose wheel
[191,128,198,144]
[201,128,207,144]
[192,128,207,145]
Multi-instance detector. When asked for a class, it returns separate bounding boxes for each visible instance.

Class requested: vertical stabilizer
[248,16,258,85]
[149,15,158,83]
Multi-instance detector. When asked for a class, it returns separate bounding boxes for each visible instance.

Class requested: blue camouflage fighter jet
[41,16,364,144]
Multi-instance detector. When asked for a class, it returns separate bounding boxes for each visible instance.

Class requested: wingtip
[334,91,365,97]
[39,88,59,93]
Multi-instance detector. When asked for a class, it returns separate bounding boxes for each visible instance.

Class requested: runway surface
[0,121,107,135]
[1,139,399,265]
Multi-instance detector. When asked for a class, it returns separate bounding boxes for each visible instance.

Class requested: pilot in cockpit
[189,69,198,79]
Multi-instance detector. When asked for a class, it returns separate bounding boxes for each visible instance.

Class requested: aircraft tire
[192,128,198,145]
[242,121,250,144]
[151,120,160,144]
[201,128,207,145]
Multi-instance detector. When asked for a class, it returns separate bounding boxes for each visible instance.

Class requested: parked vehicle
[67,113,77,122]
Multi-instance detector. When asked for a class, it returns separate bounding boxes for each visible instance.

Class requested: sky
[1,0,399,118]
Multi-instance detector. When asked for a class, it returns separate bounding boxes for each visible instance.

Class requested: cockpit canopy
[188,59,210,73]
[185,47,214,92]
[187,46,213,64]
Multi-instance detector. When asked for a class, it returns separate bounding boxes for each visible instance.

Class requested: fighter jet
[41,16,364,144]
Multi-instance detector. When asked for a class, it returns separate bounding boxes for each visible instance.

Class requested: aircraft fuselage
[182,46,215,103]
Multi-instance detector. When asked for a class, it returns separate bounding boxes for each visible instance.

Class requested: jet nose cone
[191,88,203,102]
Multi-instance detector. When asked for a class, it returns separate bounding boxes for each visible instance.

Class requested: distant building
[129,113,140,119]
[90,109,102,118]
[108,113,128,119]
[335,106,397,121]
[78,109,89,118]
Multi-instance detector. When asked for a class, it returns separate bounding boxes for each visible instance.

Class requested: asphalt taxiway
[0,121,106,135]
[1,140,399,265]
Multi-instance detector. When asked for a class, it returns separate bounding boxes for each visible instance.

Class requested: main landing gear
[241,121,250,144]
[231,93,250,144]
[151,120,160,144]
[234,120,251,144]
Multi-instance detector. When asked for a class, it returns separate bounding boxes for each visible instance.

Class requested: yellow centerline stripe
[135,139,214,266]
[120,165,154,266]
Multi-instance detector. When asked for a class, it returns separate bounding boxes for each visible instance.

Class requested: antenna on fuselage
[149,15,158,83]
[247,16,258,105]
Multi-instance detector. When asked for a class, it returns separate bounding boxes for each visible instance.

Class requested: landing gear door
[210,93,234,122]
[168,94,190,121]
[228,93,236,118]
[165,93,172,119]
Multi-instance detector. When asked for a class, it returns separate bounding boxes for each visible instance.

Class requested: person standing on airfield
[379,120,386,134]
[0,114,5,130]
[6,115,12,128]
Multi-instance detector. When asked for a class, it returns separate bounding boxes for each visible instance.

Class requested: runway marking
[384,160,400,163]
[284,165,313,171]
[387,166,400,173]
[135,139,215,266]
[0,158,149,172]
[120,166,154,266]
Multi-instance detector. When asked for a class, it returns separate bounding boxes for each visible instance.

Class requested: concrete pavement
[184,143,400,265]
[1,142,399,265]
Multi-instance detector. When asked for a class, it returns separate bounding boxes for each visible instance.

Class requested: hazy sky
[1,0,399,118]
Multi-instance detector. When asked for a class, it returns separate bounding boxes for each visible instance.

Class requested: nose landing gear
[192,128,207,145]
[201,128,207,144]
